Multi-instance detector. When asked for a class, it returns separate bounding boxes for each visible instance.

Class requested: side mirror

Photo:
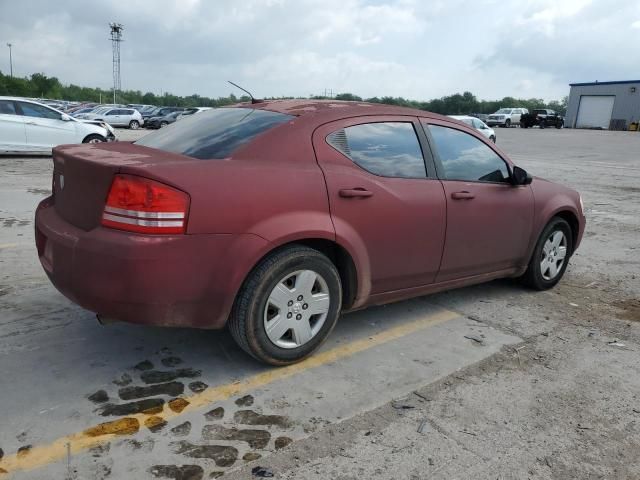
[512,166,532,185]
[61,113,72,121]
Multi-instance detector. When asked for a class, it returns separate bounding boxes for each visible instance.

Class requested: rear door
[18,101,78,151]
[421,119,533,282]
[313,116,446,295]
[0,99,27,152]
[105,109,124,126]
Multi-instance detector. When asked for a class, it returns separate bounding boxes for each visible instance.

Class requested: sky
[1,0,639,102]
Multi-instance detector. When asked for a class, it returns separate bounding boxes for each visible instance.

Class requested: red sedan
[35,101,585,365]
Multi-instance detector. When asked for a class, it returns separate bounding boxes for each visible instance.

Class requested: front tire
[82,134,106,144]
[129,120,140,130]
[228,245,342,365]
[521,217,573,290]
[160,121,168,128]
[505,119,511,128]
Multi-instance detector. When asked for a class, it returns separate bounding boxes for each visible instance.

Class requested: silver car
[83,107,144,129]
[448,115,497,142]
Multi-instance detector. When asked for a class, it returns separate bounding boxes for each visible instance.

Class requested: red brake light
[101,174,189,234]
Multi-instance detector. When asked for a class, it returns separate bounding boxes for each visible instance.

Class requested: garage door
[576,96,615,129]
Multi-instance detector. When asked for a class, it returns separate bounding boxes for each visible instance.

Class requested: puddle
[145,416,167,433]
[204,407,224,421]
[88,390,109,404]
[234,410,292,428]
[235,394,254,407]
[140,368,201,384]
[202,425,270,449]
[161,356,183,367]
[134,360,154,371]
[99,398,164,416]
[188,381,208,393]
[85,418,139,437]
[171,441,238,467]
[171,421,191,436]
[275,436,293,449]
[243,452,261,461]
[168,398,190,413]
[119,381,184,400]
[149,464,204,480]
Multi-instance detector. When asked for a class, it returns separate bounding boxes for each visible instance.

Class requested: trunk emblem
[59,174,65,190]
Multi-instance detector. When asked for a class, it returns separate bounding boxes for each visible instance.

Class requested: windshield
[495,109,512,114]
[135,108,294,159]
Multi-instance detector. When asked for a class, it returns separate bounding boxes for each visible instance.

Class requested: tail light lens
[101,174,189,234]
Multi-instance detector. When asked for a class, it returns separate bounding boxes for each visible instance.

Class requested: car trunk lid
[52,142,190,231]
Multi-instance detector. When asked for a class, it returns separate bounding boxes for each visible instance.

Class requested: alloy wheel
[540,231,567,280]
[263,270,330,349]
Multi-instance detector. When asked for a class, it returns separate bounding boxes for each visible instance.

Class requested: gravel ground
[0,126,639,480]
[225,127,640,480]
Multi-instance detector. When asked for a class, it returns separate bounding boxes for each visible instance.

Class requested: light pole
[6,43,12,78]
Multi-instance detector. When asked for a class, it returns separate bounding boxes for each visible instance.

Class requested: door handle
[339,188,373,198]
[26,121,37,125]
[451,191,475,200]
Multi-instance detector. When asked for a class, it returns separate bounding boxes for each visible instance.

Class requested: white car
[177,107,213,119]
[486,108,529,128]
[449,115,497,142]
[81,107,144,129]
[0,97,115,154]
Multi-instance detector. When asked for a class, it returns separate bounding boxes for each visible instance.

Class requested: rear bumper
[35,198,269,329]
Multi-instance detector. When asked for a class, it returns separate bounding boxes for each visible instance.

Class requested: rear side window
[327,122,426,178]
[135,108,293,159]
[0,100,16,115]
[427,125,510,183]
[18,102,61,120]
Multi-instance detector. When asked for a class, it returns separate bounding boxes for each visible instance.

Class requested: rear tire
[82,134,106,144]
[520,217,573,290]
[228,245,342,365]
[129,120,140,130]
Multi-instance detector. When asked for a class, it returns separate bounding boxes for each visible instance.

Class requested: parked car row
[0,96,116,154]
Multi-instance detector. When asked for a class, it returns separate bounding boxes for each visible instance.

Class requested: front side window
[0,100,16,115]
[327,122,426,179]
[427,124,510,183]
[135,107,293,159]
[18,102,61,120]
[471,118,485,129]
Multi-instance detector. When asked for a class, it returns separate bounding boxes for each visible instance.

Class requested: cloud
[0,0,636,101]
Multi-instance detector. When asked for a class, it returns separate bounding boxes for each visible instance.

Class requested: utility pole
[109,23,123,104]
[6,43,13,78]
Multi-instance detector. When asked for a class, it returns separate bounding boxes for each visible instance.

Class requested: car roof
[238,99,451,124]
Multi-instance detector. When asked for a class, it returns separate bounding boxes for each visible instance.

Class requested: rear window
[135,108,294,159]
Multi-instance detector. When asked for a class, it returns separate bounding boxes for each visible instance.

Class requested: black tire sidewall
[243,250,342,365]
[527,218,573,289]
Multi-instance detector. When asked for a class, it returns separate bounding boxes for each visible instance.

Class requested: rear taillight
[101,174,189,234]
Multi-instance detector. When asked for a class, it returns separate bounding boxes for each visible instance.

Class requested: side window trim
[326,120,427,179]
[419,119,513,184]
[325,117,439,180]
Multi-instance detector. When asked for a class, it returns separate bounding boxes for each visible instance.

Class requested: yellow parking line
[0,308,459,476]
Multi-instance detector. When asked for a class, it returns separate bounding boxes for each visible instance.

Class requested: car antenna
[227,81,263,104]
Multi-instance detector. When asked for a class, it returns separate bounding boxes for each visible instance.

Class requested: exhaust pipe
[96,314,120,326]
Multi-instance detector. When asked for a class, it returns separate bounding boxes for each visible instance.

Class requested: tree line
[0,71,567,115]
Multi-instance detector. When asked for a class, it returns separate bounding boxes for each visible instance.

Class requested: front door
[18,101,77,151]
[313,116,446,297]
[421,119,534,282]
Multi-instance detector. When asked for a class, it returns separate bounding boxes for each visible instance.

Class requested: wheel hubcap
[263,270,330,349]
[540,230,567,281]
